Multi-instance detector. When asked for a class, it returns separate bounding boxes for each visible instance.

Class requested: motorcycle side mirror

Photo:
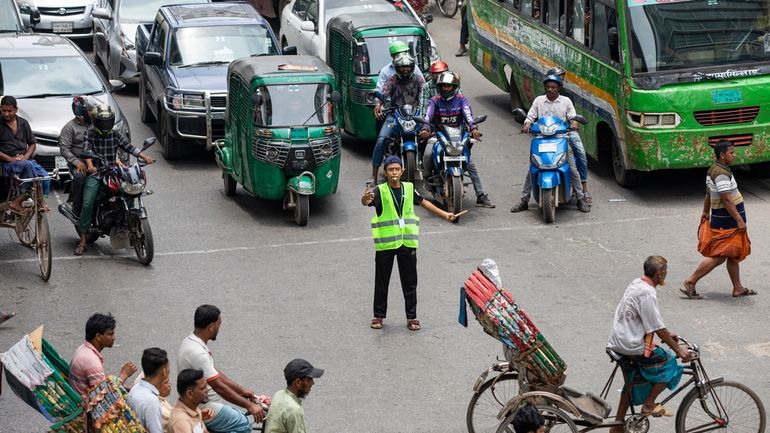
[328,90,341,103]
[422,13,433,25]
[474,115,488,124]
[142,137,156,151]
[512,108,527,124]
[571,115,589,125]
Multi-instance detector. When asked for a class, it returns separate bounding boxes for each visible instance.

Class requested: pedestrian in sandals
[361,155,457,331]
[682,140,755,299]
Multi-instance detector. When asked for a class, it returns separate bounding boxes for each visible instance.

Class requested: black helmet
[436,71,460,101]
[92,104,115,136]
[393,52,415,80]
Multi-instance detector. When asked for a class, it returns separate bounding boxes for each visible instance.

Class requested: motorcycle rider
[59,96,96,214]
[370,52,425,183]
[74,105,154,256]
[510,74,590,213]
[419,71,495,208]
[545,66,591,202]
[420,60,449,112]
[375,40,424,93]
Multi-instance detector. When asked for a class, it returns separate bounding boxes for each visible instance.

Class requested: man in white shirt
[510,73,589,213]
[127,347,169,433]
[177,304,264,433]
[606,256,690,433]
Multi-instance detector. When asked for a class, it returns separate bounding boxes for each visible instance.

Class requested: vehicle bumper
[624,123,770,171]
[164,92,227,149]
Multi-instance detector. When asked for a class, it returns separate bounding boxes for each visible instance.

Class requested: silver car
[15,0,94,41]
[92,0,210,83]
[0,34,130,177]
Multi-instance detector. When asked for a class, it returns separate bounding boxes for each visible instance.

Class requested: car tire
[160,111,183,160]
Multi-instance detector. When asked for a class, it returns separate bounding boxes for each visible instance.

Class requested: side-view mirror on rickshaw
[282,46,298,56]
[328,90,341,104]
[512,108,528,124]
[251,91,263,106]
[422,13,433,25]
[474,115,488,125]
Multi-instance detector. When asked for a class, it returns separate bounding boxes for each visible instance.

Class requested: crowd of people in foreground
[67,305,323,433]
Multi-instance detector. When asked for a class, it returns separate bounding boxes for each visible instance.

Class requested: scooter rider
[370,52,425,183]
[75,105,154,256]
[59,96,96,214]
[419,71,495,208]
[546,66,591,202]
[511,74,590,213]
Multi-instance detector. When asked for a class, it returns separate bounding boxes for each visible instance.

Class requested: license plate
[711,89,742,105]
[538,142,558,153]
[53,22,73,33]
[55,156,68,169]
[444,155,466,162]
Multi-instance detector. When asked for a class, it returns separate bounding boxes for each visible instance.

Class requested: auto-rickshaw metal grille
[352,87,375,106]
[309,135,342,164]
[252,138,291,167]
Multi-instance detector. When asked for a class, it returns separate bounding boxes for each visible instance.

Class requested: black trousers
[68,170,86,214]
[460,6,469,45]
[374,246,418,320]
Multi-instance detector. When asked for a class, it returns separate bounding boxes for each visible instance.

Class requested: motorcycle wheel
[542,188,556,223]
[404,151,417,183]
[447,176,463,221]
[131,218,154,265]
[294,194,310,227]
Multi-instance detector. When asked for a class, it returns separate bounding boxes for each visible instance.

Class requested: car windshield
[0,55,103,97]
[170,25,277,66]
[353,35,419,75]
[252,83,335,127]
[628,0,770,73]
[119,0,209,21]
[0,3,22,32]
[326,1,415,27]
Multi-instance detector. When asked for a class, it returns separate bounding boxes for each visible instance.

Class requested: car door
[299,0,320,56]
[145,20,168,119]
[92,0,113,64]
[281,0,307,52]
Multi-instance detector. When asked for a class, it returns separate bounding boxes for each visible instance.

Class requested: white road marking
[0,214,682,265]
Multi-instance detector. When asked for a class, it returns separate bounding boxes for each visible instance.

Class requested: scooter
[513,109,586,223]
[371,93,422,183]
[58,138,156,264]
[421,115,486,219]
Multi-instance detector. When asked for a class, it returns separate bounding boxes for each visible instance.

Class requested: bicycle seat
[606,348,637,370]
[560,386,612,424]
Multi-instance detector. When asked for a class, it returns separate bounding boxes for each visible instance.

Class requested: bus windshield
[628,0,770,73]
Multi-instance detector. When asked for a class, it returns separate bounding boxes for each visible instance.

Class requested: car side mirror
[300,21,315,32]
[30,7,41,25]
[92,8,111,20]
[328,90,341,103]
[422,13,433,25]
[109,80,126,92]
[143,52,163,66]
[142,137,156,151]
[282,45,298,55]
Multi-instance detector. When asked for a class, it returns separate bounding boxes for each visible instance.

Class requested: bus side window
[591,2,618,62]
[521,0,533,18]
[544,0,562,29]
[569,0,589,45]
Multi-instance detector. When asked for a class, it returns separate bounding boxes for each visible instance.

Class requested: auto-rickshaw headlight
[266,147,280,161]
[320,145,333,158]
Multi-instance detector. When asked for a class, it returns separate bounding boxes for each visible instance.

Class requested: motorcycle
[372,93,422,183]
[513,109,587,223]
[420,115,487,220]
[58,137,156,264]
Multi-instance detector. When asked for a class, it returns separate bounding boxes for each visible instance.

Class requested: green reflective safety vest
[371,182,420,251]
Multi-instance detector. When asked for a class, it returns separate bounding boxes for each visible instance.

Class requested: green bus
[468,0,770,186]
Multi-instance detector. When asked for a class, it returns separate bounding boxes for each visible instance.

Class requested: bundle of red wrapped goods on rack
[459,259,567,386]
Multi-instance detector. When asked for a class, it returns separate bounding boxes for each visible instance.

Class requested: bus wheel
[509,74,525,123]
[750,162,770,178]
[611,136,642,188]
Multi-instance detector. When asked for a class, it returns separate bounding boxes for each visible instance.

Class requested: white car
[279,0,438,61]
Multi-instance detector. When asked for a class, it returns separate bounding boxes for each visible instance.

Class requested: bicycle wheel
[437,0,459,18]
[676,380,766,433]
[467,373,520,433]
[35,212,51,281]
[496,404,578,433]
[14,211,35,247]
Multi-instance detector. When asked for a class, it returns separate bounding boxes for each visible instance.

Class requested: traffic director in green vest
[361,155,458,331]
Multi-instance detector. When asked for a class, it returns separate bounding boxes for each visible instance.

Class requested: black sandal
[679,287,703,299]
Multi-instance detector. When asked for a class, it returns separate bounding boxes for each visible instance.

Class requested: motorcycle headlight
[539,123,559,136]
[445,141,464,156]
[169,92,204,110]
[399,119,416,132]
[554,151,568,167]
[120,179,145,195]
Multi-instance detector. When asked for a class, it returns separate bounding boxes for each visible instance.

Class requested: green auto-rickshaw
[215,56,341,226]
[327,11,432,142]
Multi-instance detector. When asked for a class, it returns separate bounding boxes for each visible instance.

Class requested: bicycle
[436,0,461,18]
[466,345,521,433]
[492,337,766,433]
[1,172,56,281]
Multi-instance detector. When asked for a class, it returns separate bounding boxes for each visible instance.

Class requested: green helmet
[389,40,409,57]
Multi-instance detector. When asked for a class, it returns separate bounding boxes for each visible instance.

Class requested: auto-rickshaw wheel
[223,173,237,196]
[294,193,309,226]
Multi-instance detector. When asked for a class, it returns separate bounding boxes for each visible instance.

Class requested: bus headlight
[627,111,681,129]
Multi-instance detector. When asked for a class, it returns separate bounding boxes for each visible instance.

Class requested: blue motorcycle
[421,115,487,218]
[383,104,421,183]
[514,109,586,223]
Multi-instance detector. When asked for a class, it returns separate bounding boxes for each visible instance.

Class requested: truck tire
[160,112,183,160]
